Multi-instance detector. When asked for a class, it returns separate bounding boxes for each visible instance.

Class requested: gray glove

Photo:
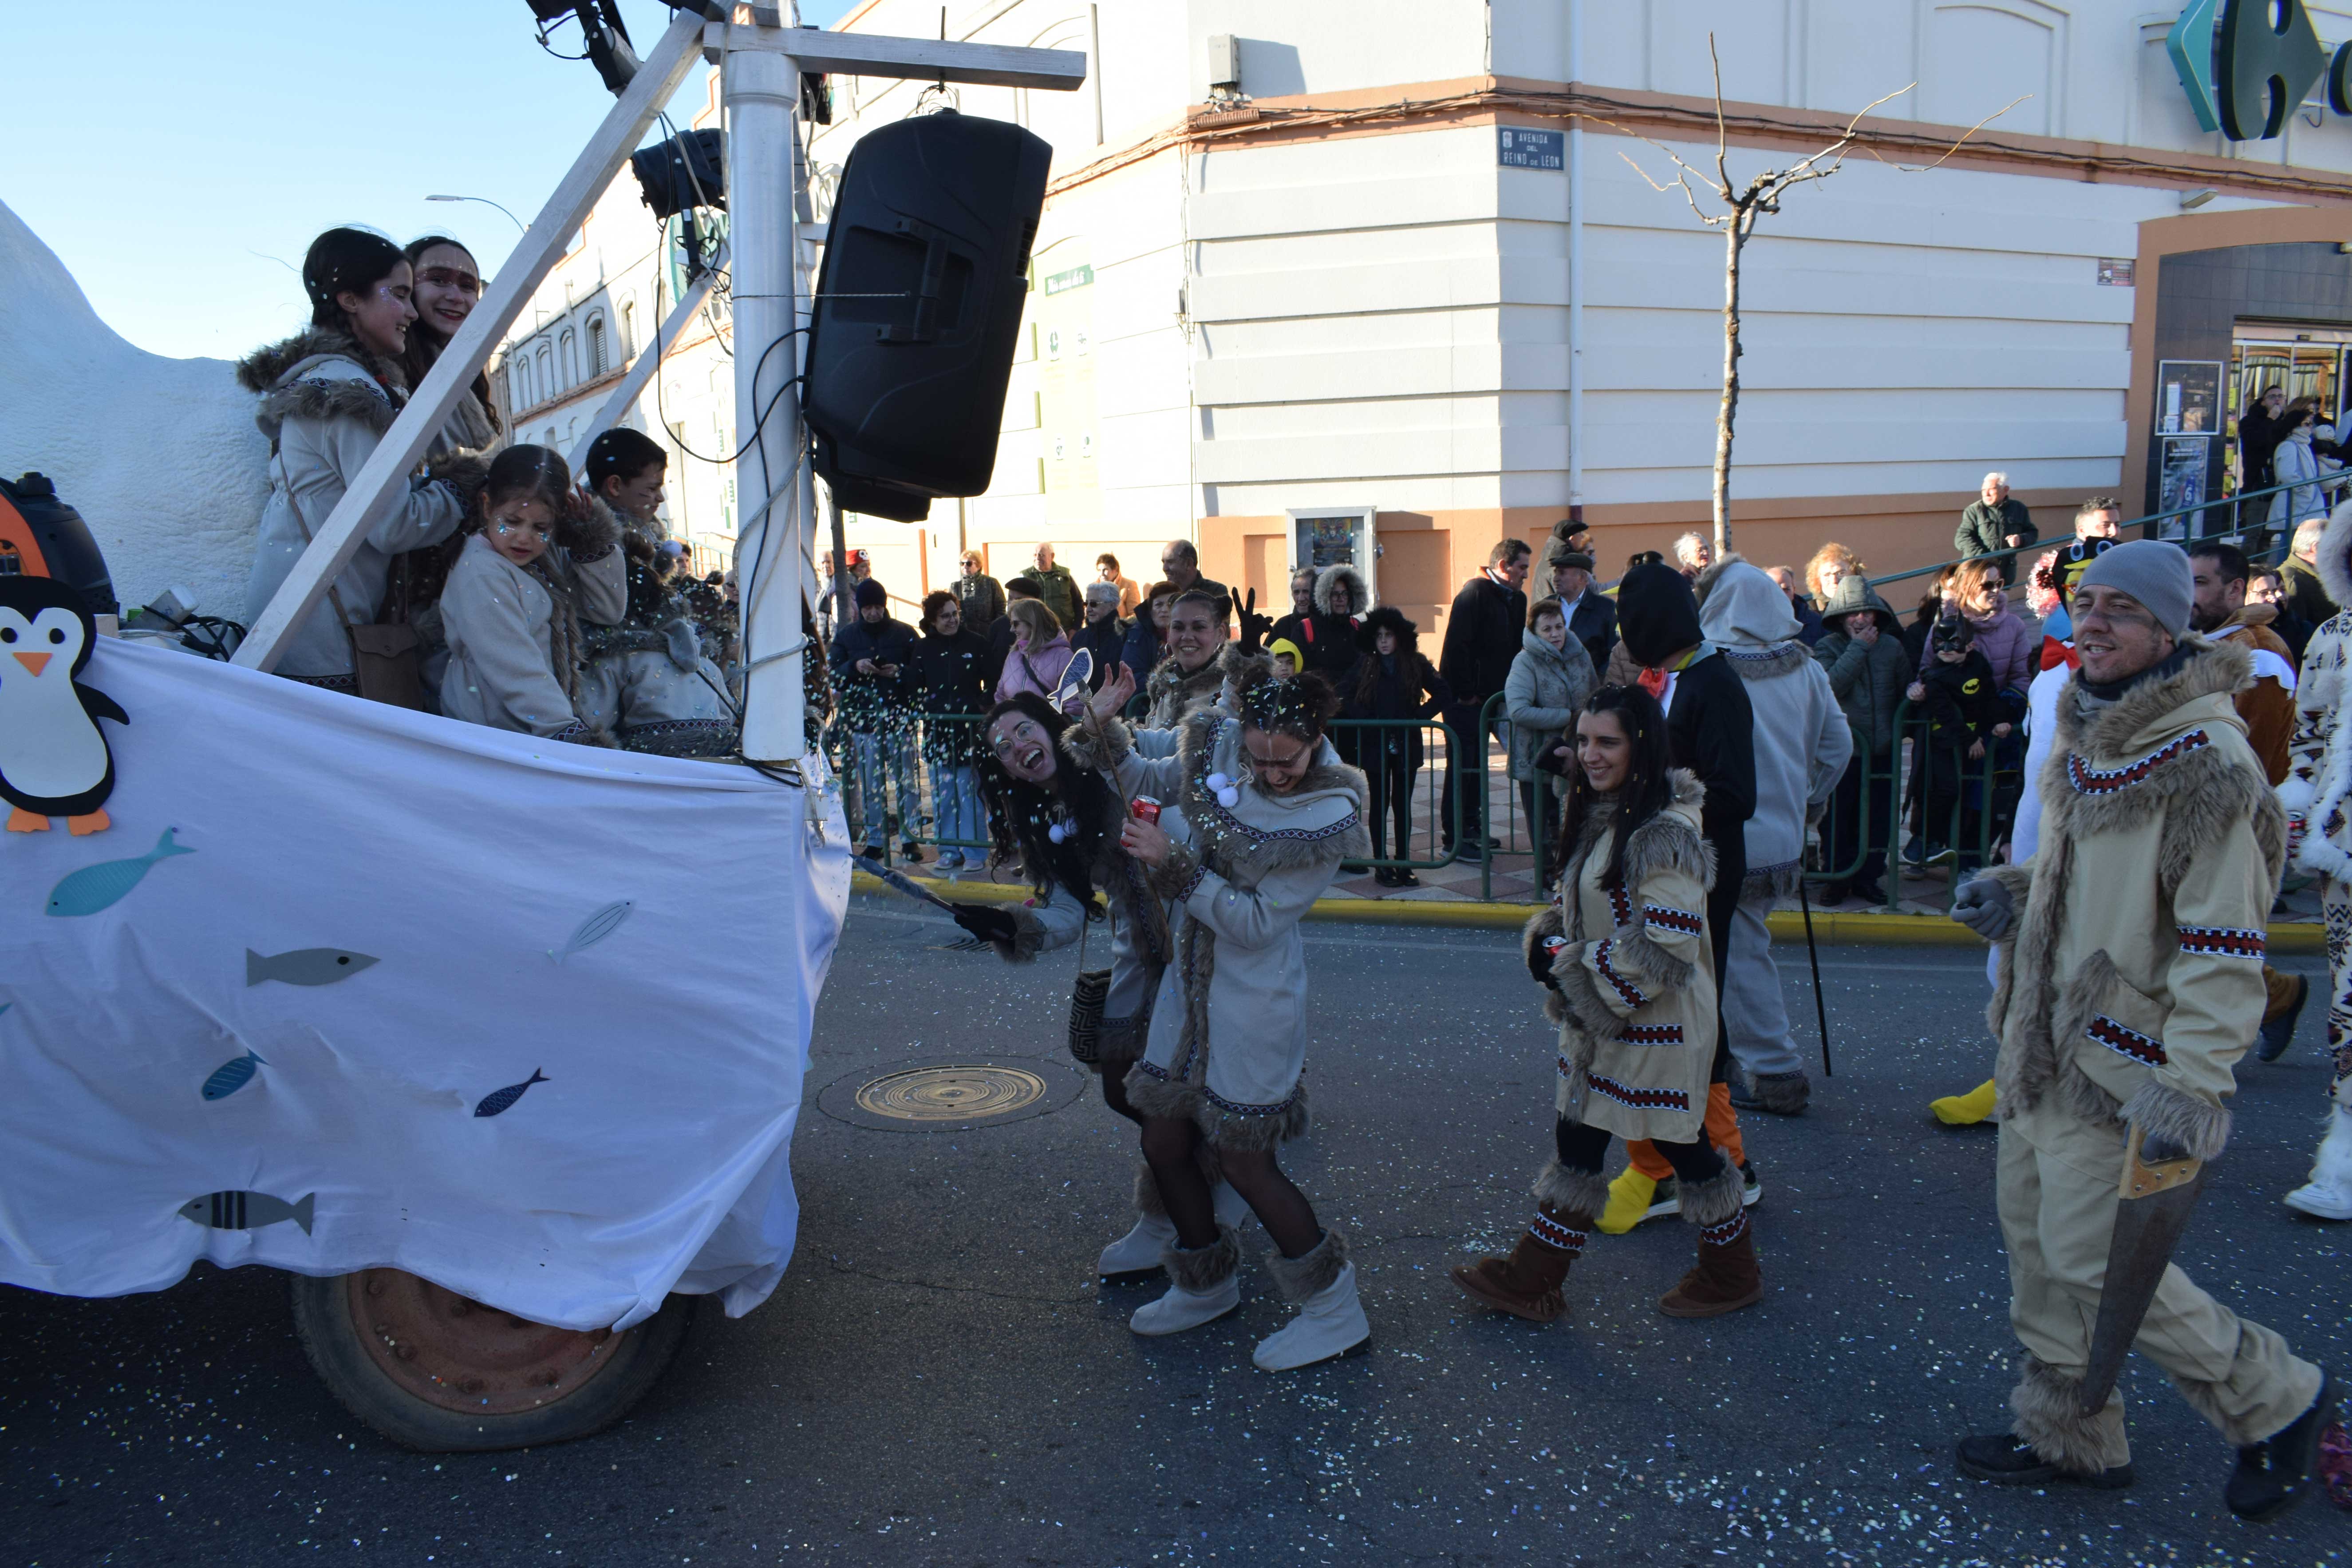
[2138,1128,2194,1164]
[1950,876,2014,941]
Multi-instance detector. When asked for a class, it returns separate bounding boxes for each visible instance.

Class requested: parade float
[0,3,1081,1450]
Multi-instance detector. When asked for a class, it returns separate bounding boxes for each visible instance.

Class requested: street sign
[1498,127,1566,170]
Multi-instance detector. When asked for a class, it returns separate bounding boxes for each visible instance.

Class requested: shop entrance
[2228,321,2352,489]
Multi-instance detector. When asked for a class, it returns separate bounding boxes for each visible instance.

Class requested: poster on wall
[2157,436,2210,539]
[2155,360,2223,435]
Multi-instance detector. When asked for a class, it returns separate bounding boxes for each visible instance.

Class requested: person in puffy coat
[1921,558,2034,699]
[1812,576,1909,903]
[1504,595,1596,860]
[241,227,484,690]
[438,445,626,741]
[1345,607,1452,885]
[1270,563,1369,688]
[994,598,1077,703]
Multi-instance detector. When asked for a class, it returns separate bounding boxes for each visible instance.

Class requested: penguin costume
[0,575,125,835]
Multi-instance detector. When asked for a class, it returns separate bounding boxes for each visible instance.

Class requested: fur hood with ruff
[1980,636,2282,1149]
[237,328,406,445]
[1313,563,1370,616]
[1144,640,1267,727]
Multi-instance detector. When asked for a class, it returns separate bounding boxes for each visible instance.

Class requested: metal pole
[1799,877,1833,1077]
[723,29,809,762]
[1566,0,1585,520]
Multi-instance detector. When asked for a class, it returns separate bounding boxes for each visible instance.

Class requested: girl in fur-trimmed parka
[947,686,1256,1283]
[2281,499,2352,1216]
[437,446,627,743]
[1080,662,1376,1371]
[240,227,485,690]
[1455,684,1763,1323]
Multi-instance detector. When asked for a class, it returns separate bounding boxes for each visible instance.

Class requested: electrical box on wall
[1285,507,1377,605]
[1207,34,1240,94]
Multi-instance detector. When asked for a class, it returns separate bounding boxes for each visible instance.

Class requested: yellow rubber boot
[1930,1079,1998,1126]
[1595,1168,1657,1235]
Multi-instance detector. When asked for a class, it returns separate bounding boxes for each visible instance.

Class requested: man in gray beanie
[1945,538,2336,1517]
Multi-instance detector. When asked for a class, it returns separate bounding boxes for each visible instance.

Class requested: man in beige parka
[1949,541,2335,1521]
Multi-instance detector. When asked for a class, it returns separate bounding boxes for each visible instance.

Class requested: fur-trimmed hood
[1143,645,1227,725]
[1169,707,1371,883]
[2055,633,2254,768]
[1355,604,1419,654]
[2316,498,2352,612]
[237,328,405,443]
[1313,563,1369,616]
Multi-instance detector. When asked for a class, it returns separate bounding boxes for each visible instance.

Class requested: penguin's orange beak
[12,652,51,676]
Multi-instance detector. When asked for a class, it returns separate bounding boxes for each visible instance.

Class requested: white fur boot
[1251,1232,1370,1371]
[1097,1213,1177,1280]
[2286,1106,2352,1220]
[1129,1228,1241,1335]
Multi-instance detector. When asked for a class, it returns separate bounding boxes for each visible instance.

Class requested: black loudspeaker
[803,111,1051,524]
[631,129,725,219]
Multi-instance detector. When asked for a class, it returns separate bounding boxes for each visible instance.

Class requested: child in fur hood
[438,445,626,743]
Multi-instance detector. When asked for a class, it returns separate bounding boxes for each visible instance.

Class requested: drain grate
[817,1056,1084,1133]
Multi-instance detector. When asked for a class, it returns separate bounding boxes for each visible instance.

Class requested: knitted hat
[1615,563,1705,667]
[853,578,888,609]
[2077,539,2191,639]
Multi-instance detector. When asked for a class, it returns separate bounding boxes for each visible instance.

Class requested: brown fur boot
[1659,1209,1763,1318]
[1451,1160,1606,1325]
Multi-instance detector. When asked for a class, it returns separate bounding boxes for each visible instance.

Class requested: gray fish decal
[246,947,379,987]
[201,1049,267,1101]
[176,1189,315,1235]
[548,900,632,964]
[45,828,195,916]
[473,1069,548,1118]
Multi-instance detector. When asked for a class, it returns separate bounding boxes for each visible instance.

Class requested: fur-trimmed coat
[237,328,481,680]
[1110,709,1370,1148]
[1697,559,1849,893]
[1522,770,1718,1143]
[438,520,627,742]
[1981,639,2283,1161]
[2285,503,2352,891]
[993,720,1175,1059]
[1142,648,1228,729]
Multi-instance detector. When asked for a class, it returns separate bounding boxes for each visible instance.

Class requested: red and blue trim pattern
[2086,1013,2167,1067]
[1618,1022,1685,1046]
[1585,1072,1690,1113]
[2065,729,2210,798]
[1530,1210,1587,1255]
[1642,904,1703,937]
[1591,940,1649,1011]
[1699,1210,1748,1247]
[2176,924,2265,962]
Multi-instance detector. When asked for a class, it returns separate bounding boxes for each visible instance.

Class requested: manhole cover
[857,1064,1046,1120]
[817,1056,1085,1133]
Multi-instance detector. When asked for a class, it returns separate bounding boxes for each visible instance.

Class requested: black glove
[1527,934,1567,991]
[1237,589,1272,655]
[950,902,1019,944]
[2137,1128,2194,1165]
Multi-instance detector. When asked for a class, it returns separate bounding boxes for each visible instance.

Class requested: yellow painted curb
[848,873,2324,950]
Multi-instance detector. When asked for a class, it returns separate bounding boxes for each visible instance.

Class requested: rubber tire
[289,1272,695,1452]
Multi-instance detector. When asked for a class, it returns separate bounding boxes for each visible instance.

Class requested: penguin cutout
[0,576,126,835]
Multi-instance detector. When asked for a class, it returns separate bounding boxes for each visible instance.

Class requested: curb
[848,872,2324,950]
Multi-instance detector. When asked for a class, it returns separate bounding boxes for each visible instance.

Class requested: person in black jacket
[910,590,994,869]
[1902,616,2012,869]
[830,578,921,860]
[1438,538,1531,861]
[1346,607,1452,886]
[953,550,1006,634]
[1542,539,1618,675]
[1070,580,1129,690]
[1271,562,1369,691]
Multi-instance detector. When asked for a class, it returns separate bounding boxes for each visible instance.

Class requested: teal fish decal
[246,948,378,987]
[176,1189,314,1235]
[201,1049,266,1101]
[473,1069,548,1118]
[548,900,632,964]
[45,828,194,916]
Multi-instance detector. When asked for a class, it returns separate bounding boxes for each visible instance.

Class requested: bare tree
[1608,38,2020,555]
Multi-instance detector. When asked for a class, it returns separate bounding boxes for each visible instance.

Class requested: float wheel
[290,1269,691,1451]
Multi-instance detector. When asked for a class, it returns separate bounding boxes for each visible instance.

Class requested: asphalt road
[7,899,2350,1566]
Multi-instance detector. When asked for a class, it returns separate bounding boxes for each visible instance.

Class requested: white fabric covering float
[0,639,848,1329]
[0,200,267,617]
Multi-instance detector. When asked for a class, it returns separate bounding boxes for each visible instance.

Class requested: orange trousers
[1626,1081,1746,1179]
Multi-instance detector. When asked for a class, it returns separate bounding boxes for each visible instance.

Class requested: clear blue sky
[2,1,857,362]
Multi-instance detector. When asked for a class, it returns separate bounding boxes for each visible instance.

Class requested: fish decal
[548,900,632,964]
[473,1069,549,1118]
[246,948,379,987]
[45,827,195,916]
[201,1049,267,1101]
[176,1189,315,1235]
